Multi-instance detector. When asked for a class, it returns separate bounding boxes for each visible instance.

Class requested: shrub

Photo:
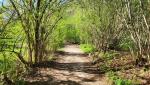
[107,71,133,85]
[102,51,119,60]
[0,52,25,85]
[118,37,135,51]
[114,79,133,85]
[80,44,95,53]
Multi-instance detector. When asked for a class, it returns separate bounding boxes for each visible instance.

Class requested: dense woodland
[0,0,150,85]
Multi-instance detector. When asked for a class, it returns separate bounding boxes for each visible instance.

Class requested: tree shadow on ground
[25,80,81,85]
[50,80,81,85]
[25,51,102,85]
[55,51,88,57]
[32,61,100,74]
[33,51,101,74]
[24,74,81,85]
[32,57,135,75]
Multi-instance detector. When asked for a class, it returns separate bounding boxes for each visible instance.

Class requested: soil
[24,45,109,85]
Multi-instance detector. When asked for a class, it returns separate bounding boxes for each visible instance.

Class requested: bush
[118,37,135,51]
[107,71,133,85]
[0,52,25,85]
[114,79,133,85]
[102,51,119,60]
[80,44,95,53]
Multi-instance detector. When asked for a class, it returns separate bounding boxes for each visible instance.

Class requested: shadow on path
[25,45,106,85]
[24,68,82,85]
[33,61,100,74]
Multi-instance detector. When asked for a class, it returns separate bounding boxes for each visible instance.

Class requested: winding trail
[25,44,108,85]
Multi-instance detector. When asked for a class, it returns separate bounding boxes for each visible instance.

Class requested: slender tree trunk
[34,0,41,63]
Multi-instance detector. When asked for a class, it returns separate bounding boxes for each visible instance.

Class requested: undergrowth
[80,44,95,53]
[0,52,26,85]
[107,71,134,85]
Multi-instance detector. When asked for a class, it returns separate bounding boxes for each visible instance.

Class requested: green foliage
[114,79,133,85]
[48,27,65,51]
[0,52,25,84]
[55,5,82,44]
[64,24,80,44]
[1,0,150,84]
[80,44,95,53]
[107,71,133,85]
[15,80,25,85]
[102,51,119,60]
[118,37,135,51]
[99,64,111,72]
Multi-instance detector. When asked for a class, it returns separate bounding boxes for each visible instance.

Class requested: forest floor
[25,44,109,85]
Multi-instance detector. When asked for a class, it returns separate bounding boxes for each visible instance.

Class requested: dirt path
[25,45,108,85]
